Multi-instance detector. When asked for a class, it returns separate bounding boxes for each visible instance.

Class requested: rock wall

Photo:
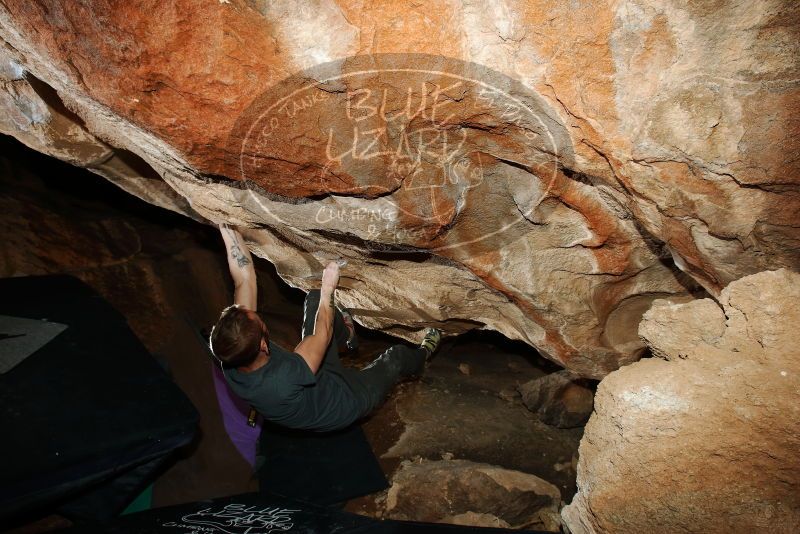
[562,269,800,533]
[1,0,798,377]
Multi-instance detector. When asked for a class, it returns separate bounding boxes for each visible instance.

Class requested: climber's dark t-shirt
[224,341,364,432]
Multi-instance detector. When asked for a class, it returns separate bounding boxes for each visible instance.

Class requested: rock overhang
[1,0,797,378]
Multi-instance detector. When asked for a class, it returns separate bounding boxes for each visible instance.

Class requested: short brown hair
[209,305,266,368]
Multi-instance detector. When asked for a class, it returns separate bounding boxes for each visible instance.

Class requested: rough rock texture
[1,1,798,377]
[518,370,595,428]
[385,459,561,531]
[562,269,800,533]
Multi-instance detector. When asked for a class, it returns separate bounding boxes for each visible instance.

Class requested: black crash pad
[258,422,389,505]
[66,491,554,533]
[0,275,198,522]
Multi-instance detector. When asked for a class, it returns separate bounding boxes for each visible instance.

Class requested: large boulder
[562,269,800,533]
[385,459,561,531]
[0,1,797,377]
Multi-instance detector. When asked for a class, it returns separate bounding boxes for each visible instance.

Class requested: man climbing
[209,224,442,432]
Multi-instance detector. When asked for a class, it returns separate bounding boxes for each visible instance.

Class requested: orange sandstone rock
[0,0,797,377]
[563,269,800,533]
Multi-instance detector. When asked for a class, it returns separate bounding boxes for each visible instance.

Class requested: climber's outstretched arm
[293,261,339,374]
[219,224,257,310]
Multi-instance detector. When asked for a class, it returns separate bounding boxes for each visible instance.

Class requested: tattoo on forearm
[222,226,251,268]
[329,291,335,307]
[230,243,251,268]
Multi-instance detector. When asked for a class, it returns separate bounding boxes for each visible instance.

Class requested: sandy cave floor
[345,329,583,516]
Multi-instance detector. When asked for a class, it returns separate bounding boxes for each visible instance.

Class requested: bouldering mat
[0,275,198,522]
[258,421,388,505]
[64,491,555,533]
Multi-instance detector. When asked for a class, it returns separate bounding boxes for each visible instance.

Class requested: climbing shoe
[419,327,442,359]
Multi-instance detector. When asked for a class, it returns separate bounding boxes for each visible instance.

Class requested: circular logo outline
[232,55,570,253]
